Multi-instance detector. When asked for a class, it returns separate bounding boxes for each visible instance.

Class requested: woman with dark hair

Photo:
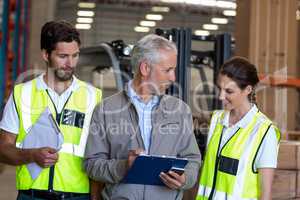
[196,57,281,200]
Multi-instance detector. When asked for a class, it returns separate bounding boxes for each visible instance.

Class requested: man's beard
[54,68,74,81]
[148,82,172,95]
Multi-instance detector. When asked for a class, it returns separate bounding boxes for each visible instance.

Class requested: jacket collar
[123,82,169,113]
[127,80,159,105]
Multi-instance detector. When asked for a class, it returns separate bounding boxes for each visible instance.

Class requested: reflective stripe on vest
[13,77,101,192]
[197,110,280,200]
[58,83,98,157]
[15,80,99,157]
[196,185,257,200]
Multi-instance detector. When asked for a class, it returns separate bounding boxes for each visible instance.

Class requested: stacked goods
[236,0,300,135]
[273,140,300,199]
[285,131,300,141]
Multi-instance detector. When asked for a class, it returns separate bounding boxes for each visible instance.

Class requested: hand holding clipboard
[122,154,188,186]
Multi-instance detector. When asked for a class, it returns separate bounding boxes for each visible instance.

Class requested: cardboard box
[285,131,300,141]
[272,170,297,199]
[278,141,300,170]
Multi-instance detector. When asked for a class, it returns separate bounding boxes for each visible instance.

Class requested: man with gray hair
[84,34,201,200]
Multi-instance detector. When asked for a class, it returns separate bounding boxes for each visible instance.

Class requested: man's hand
[0,131,58,166]
[159,171,186,190]
[31,147,58,168]
[127,149,144,170]
[90,180,104,200]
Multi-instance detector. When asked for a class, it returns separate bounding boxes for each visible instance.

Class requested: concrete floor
[0,165,17,200]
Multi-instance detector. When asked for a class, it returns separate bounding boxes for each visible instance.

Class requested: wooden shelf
[283,131,300,141]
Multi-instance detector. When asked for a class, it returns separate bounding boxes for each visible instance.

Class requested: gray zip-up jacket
[84,88,201,200]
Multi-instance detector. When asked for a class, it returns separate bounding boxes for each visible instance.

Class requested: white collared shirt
[0,74,79,134]
[213,105,278,170]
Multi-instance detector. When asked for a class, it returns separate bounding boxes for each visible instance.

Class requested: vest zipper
[208,126,224,200]
[128,103,144,150]
[45,89,73,192]
[148,104,158,155]
[208,127,240,200]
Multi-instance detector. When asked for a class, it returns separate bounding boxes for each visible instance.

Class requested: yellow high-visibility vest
[13,77,101,193]
[196,110,280,200]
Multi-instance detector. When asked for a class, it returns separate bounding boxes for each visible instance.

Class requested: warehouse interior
[0,0,300,199]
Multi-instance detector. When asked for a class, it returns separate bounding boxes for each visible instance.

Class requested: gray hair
[130,34,177,75]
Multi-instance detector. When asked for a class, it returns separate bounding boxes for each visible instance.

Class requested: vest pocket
[218,155,239,176]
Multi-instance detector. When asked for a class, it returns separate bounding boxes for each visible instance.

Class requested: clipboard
[122,155,188,186]
[22,107,64,180]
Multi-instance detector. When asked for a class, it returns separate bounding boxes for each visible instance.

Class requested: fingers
[128,148,144,156]
[33,147,59,168]
[42,158,57,167]
[127,149,145,169]
[160,172,181,189]
[134,148,145,154]
[46,151,58,160]
[127,153,138,169]
[159,171,185,190]
[168,171,181,179]
[42,147,59,161]
[46,147,58,154]
[44,154,58,164]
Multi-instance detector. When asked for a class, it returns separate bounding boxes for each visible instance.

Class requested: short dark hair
[40,20,81,54]
[219,56,260,102]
